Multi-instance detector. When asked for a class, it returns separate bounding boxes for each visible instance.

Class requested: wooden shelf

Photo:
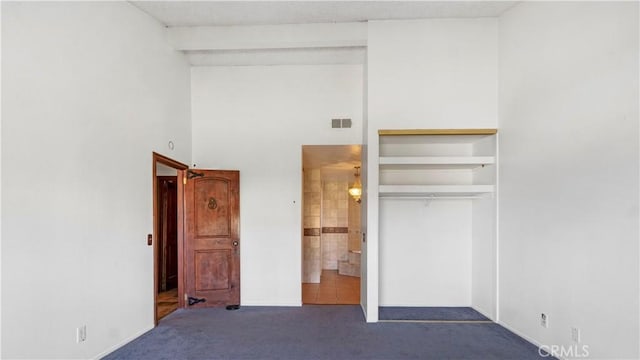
[379,129,497,136]
[379,156,495,170]
[377,129,497,199]
[379,185,495,197]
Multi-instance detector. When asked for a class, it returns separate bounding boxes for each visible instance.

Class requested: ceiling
[132,1,517,66]
[132,1,518,27]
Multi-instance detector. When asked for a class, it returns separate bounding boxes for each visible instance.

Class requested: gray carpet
[104,305,552,360]
[379,307,490,321]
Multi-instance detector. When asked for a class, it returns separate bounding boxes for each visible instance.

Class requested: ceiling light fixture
[348,166,362,204]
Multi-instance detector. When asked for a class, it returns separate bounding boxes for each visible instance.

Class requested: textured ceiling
[132,1,518,27]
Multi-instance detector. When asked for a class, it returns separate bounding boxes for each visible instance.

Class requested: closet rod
[380,196,487,200]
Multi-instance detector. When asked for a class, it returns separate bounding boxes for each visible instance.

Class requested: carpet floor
[104,305,551,360]
[379,307,490,321]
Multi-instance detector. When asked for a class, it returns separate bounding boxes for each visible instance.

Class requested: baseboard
[498,320,542,347]
[360,303,368,321]
[470,305,495,321]
[93,325,154,359]
[364,304,379,323]
[497,320,555,359]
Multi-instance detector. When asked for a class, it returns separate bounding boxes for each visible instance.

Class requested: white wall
[1,2,191,358]
[499,2,639,359]
[367,18,498,129]
[0,3,3,355]
[472,135,497,319]
[379,200,472,306]
[191,65,363,306]
[367,19,498,312]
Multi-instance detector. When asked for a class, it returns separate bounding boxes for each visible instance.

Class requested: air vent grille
[331,118,352,129]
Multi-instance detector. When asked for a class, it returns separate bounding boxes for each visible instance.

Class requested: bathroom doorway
[301,145,362,304]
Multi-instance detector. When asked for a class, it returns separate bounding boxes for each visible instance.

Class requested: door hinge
[187,170,204,179]
[183,176,187,185]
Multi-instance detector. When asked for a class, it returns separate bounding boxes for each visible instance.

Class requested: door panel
[195,178,230,237]
[195,250,231,291]
[185,170,240,307]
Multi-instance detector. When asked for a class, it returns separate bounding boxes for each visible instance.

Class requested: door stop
[188,297,206,306]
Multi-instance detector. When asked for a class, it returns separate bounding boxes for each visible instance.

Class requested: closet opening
[377,129,498,322]
[301,145,362,305]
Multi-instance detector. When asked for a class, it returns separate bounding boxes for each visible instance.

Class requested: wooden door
[157,177,178,291]
[184,169,240,307]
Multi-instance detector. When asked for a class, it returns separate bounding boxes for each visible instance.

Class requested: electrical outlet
[571,327,581,343]
[76,325,87,343]
[541,313,548,328]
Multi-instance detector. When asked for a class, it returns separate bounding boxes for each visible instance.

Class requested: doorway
[152,152,188,324]
[301,145,362,305]
[152,154,242,322]
[156,173,178,319]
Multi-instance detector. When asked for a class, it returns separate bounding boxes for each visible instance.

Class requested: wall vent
[331,118,352,129]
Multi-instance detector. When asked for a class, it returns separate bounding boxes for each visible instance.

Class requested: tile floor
[302,270,360,304]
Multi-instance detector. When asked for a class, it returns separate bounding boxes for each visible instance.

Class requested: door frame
[153,152,188,325]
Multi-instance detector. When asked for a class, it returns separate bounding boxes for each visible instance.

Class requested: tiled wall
[302,169,321,283]
[348,194,361,252]
[322,180,349,270]
[303,172,362,282]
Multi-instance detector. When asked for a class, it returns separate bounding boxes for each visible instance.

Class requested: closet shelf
[379,185,495,197]
[379,156,495,170]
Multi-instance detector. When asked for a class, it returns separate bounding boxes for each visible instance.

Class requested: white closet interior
[378,129,498,319]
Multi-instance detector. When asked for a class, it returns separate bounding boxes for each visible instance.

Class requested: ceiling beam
[167,22,367,51]
[186,47,365,66]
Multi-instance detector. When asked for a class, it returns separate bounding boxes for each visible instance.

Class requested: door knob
[233,241,239,247]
